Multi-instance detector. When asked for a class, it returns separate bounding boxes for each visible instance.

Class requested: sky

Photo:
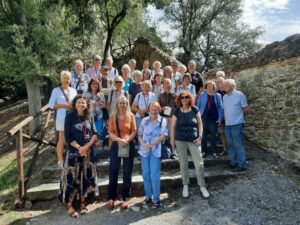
[145,0,300,48]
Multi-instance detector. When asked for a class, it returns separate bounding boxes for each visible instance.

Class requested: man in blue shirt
[223,79,248,171]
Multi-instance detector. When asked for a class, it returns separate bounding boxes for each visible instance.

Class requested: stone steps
[95,144,224,159]
[27,167,246,201]
[41,156,231,180]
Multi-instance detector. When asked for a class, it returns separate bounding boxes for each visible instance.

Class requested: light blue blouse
[138,115,168,158]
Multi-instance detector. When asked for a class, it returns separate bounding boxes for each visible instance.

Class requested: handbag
[159,118,172,160]
[115,115,130,158]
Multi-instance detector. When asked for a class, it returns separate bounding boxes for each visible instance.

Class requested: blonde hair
[132,70,143,80]
[112,96,131,117]
[141,80,152,89]
[163,78,173,87]
[113,76,125,88]
[60,71,72,80]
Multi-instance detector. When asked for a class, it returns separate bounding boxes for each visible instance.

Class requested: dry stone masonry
[205,34,300,166]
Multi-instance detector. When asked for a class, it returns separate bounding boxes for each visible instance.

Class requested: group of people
[48,55,248,218]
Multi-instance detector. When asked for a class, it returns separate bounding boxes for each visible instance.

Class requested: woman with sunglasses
[107,76,129,115]
[171,91,209,199]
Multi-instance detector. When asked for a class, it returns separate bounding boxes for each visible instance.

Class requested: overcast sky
[146,0,300,47]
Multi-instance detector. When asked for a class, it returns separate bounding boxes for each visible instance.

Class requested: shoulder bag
[115,115,130,158]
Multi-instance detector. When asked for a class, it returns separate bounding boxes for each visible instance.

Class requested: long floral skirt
[59,152,99,203]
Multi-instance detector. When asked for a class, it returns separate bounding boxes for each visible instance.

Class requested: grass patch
[2,211,21,224]
[0,159,18,196]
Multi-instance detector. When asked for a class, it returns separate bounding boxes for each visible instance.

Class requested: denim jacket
[197,91,223,121]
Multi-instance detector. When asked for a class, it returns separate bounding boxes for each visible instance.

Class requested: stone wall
[114,37,179,70]
[204,34,300,166]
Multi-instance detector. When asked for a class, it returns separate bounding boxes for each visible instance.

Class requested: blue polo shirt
[223,90,248,126]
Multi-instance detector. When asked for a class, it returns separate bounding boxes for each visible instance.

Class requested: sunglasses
[94,58,101,61]
[180,96,190,100]
[115,81,122,84]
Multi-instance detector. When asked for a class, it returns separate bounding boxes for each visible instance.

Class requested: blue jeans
[141,150,161,203]
[201,117,218,154]
[225,124,246,167]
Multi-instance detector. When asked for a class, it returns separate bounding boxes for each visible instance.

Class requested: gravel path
[2,141,300,225]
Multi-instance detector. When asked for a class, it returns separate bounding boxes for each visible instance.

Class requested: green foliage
[164,0,263,72]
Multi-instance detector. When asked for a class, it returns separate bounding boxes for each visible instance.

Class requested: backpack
[110,89,129,101]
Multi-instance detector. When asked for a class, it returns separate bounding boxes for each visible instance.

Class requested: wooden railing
[7,104,53,207]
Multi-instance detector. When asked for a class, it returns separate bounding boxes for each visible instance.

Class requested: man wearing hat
[176,73,196,99]
[100,65,113,103]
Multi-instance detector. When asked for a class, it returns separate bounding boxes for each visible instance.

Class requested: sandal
[152,202,160,209]
[202,152,207,158]
[142,198,152,205]
[219,150,227,156]
[213,153,219,159]
[80,202,88,215]
[68,206,79,218]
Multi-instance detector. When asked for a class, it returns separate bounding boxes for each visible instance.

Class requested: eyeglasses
[180,96,190,100]
[172,64,178,67]
[115,81,122,84]
[94,58,101,61]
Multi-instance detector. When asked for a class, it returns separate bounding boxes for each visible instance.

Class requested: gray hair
[75,59,83,65]
[178,64,187,72]
[129,59,136,64]
[216,71,225,78]
[94,55,101,60]
[106,57,113,63]
[121,64,130,72]
[225,79,236,89]
[132,70,142,79]
[153,61,161,68]
[188,60,196,66]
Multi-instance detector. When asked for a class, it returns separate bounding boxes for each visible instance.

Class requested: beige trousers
[175,141,205,187]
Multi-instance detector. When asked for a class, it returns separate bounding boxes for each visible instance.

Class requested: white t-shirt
[48,87,77,119]
[108,67,119,80]
[134,92,157,118]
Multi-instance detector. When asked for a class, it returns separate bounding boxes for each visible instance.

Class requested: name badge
[164,106,171,116]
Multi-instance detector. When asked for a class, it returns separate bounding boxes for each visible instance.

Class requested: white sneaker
[200,187,210,198]
[182,186,189,198]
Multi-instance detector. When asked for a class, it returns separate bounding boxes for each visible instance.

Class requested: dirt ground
[0,140,299,225]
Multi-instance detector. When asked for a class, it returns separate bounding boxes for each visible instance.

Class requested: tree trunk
[26,81,42,135]
[103,29,113,61]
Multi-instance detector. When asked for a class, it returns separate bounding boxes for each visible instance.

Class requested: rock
[131,206,140,212]
[25,200,32,210]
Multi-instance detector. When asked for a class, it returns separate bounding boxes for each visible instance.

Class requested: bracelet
[89,140,93,146]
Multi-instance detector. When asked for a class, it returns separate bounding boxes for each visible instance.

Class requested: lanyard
[143,94,149,109]
[207,95,213,109]
[93,95,97,112]
[78,116,87,140]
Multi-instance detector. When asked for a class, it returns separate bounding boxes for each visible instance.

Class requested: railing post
[16,128,25,206]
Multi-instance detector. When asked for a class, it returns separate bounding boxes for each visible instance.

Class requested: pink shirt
[86,67,101,80]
